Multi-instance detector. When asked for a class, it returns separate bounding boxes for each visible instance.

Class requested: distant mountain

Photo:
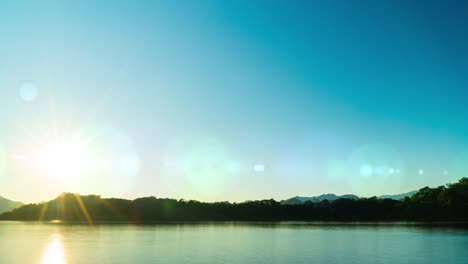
[281,194,359,205]
[281,191,418,205]
[378,191,417,200]
[0,196,23,214]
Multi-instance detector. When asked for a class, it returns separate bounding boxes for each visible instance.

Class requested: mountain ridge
[377,191,417,200]
[281,194,359,205]
[280,191,417,205]
[0,196,24,214]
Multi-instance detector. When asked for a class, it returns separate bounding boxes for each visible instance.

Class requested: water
[0,221,467,264]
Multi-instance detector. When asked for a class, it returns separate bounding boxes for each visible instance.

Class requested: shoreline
[1,220,468,228]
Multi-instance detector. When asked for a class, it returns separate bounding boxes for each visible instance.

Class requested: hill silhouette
[0,196,23,214]
[281,194,359,205]
[1,178,467,223]
[378,191,418,200]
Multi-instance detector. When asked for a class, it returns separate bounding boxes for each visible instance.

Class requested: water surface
[0,222,467,263]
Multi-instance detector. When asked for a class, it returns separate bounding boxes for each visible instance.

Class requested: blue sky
[1,1,468,202]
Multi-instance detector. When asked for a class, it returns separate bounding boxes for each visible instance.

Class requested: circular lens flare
[347,142,405,195]
[20,82,38,102]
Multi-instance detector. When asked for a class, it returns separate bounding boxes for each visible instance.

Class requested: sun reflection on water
[40,236,66,264]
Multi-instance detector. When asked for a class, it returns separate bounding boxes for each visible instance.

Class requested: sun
[35,140,92,179]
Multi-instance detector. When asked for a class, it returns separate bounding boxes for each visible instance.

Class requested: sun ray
[75,87,113,138]
[73,194,93,225]
[39,202,49,221]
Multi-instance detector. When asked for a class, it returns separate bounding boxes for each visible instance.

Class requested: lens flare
[183,139,239,193]
[347,143,405,196]
[359,164,373,177]
[74,124,140,196]
[163,134,241,198]
[254,164,265,172]
[20,82,38,102]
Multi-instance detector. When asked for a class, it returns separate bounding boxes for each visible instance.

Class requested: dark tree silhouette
[1,178,467,223]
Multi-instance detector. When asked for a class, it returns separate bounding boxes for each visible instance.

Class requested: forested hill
[1,178,467,223]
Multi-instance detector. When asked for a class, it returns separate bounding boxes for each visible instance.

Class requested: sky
[1,0,468,203]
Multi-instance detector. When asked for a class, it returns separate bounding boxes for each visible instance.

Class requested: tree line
[1,177,467,223]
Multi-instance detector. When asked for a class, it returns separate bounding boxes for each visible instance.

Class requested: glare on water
[40,236,66,264]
